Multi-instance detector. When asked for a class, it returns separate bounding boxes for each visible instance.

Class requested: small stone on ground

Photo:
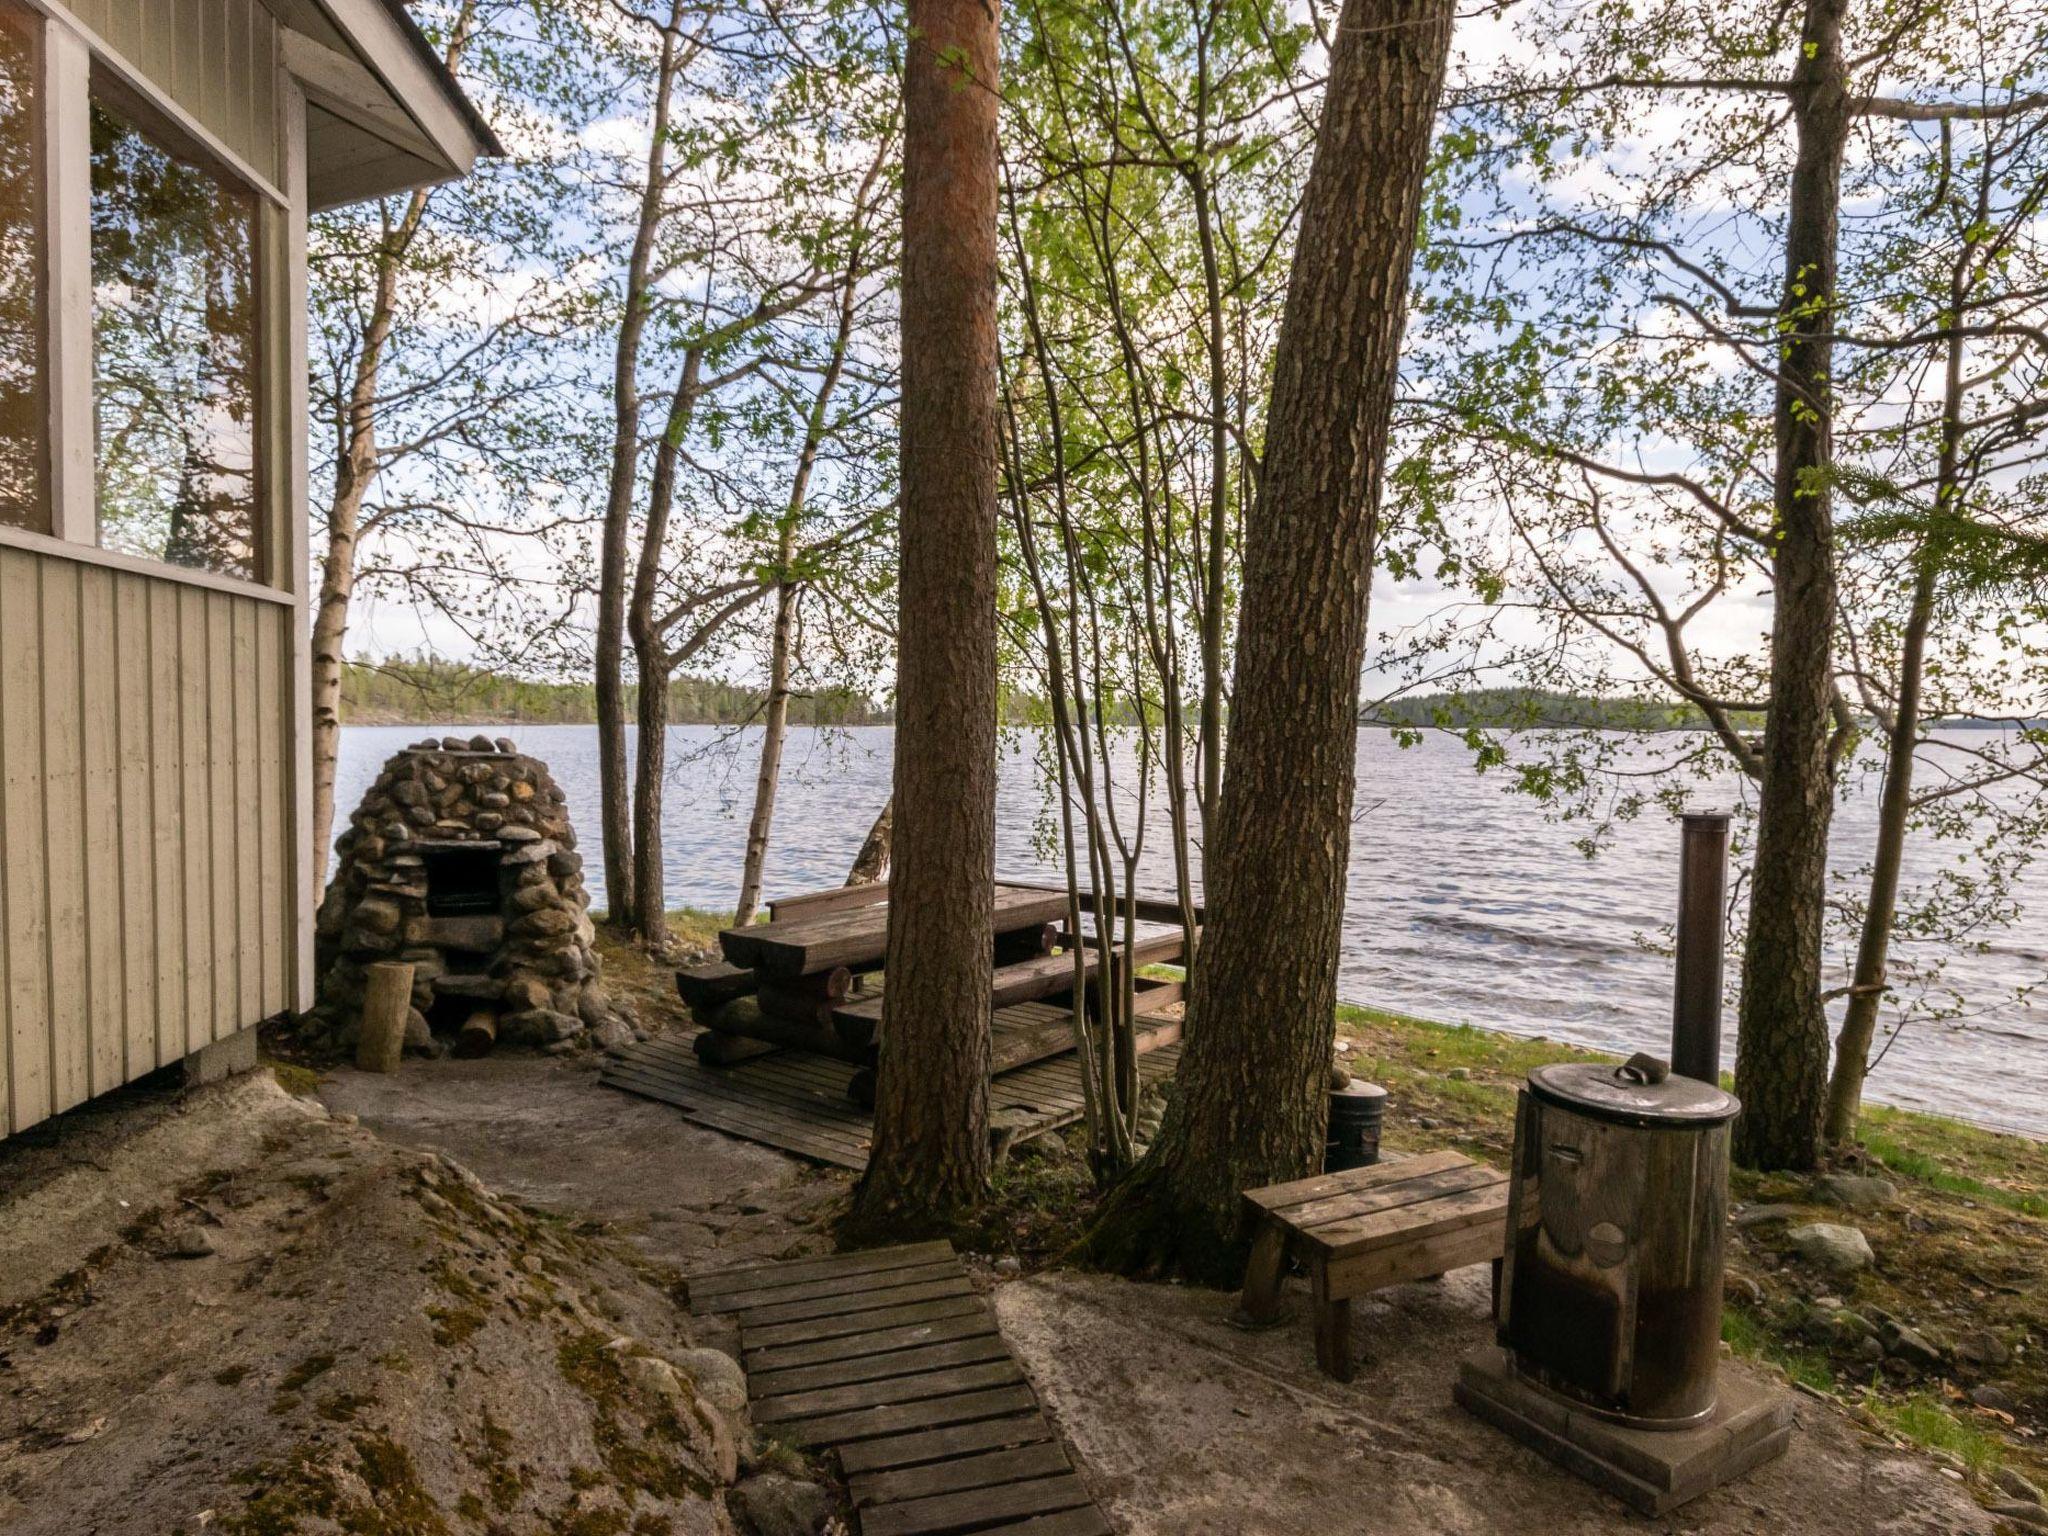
[1787,1221,1875,1272]
[728,1473,832,1536]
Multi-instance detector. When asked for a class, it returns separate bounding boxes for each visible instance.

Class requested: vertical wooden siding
[0,550,295,1137]
[63,0,279,185]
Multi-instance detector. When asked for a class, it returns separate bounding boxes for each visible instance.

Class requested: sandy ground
[317,1049,2001,1534]
[1,1045,2007,1534]
[315,1052,848,1276]
[997,1265,1999,1535]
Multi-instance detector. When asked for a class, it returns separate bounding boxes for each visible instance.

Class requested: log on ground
[697,996,872,1065]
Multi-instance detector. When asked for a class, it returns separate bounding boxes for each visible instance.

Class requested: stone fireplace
[312,735,628,1056]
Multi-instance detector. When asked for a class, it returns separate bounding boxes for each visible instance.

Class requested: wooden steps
[686,1243,1113,1536]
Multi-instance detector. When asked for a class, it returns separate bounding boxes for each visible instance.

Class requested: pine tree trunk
[735,576,797,927]
[846,0,1002,1236]
[846,797,893,885]
[1084,0,1455,1283]
[1733,0,1850,1172]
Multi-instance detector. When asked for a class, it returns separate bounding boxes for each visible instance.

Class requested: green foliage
[1389,0,2048,1038]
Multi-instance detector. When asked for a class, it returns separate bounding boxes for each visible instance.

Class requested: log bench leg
[1310,1261,1352,1382]
[1490,1256,1503,1322]
[1238,1222,1287,1326]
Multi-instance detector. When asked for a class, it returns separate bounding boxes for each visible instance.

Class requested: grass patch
[1870,1393,2009,1478]
[1721,1305,1837,1394]
[589,909,733,1034]
[268,1060,323,1098]
[1858,1108,2048,1219]
[954,1125,1103,1263]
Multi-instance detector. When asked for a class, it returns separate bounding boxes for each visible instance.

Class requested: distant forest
[1363,688,2036,732]
[1362,688,1765,732]
[340,657,890,727]
[343,669,2025,734]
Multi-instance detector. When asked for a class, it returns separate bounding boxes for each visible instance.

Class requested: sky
[338,0,2048,720]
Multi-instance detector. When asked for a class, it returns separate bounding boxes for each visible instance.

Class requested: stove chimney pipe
[1672,811,1730,1086]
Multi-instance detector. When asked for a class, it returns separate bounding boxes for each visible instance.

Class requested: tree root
[1078,1154,1251,1290]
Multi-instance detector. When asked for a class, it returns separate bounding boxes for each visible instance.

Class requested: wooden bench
[1239,1149,1510,1381]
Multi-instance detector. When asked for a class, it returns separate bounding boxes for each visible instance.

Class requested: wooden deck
[687,1241,1112,1536]
[601,1023,1182,1171]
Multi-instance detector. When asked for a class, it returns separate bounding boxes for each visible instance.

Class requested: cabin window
[89,90,260,580]
[0,3,43,532]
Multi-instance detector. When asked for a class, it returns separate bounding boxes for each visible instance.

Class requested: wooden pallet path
[600,1027,1181,1173]
[687,1242,1112,1536]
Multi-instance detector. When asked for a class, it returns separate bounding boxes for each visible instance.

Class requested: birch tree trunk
[734,571,797,927]
[310,4,475,884]
[1084,0,1455,1282]
[846,798,893,885]
[310,198,426,885]
[623,352,704,948]
[735,259,860,927]
[1733,0,1850,1171]
[847,0,1003,1235]
[1823,561,1932,1144]
[596,9,686,932]
[1823,218,1968,1144]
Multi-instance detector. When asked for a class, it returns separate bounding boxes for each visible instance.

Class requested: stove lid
[1527,1055,1739,1128]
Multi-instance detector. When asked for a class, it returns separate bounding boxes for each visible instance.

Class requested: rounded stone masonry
[310,736,627,1056]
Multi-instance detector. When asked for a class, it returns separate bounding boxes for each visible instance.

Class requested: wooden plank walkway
[600,1026,1182,1172]
[687,1242,1112,1536]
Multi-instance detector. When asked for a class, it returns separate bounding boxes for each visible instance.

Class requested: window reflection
[91,96,259,579]
[0,4,43,531]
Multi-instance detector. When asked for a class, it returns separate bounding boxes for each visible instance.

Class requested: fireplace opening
[422,844,504,917]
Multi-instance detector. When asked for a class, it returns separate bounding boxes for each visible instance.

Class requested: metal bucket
[1325,1081,1387,1172]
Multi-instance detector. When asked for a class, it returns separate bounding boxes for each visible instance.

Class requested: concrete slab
[1455,1344,1793,1515]
[181,1024,259,1088]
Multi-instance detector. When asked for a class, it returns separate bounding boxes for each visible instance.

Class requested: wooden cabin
[0,0,495,1138]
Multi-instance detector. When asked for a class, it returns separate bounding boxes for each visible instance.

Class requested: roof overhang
[270,0,502,210]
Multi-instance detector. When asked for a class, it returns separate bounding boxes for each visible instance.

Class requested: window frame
[0,0,289,603]
[87,65,269,584]
[0,0,48,533]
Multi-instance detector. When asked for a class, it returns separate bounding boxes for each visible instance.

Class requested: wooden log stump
[993,922,1057,965]
[457,1008,498,1058]
[757,984,839,1029]
[698,996,871,1064]
[356,961,415,1074]
[675,960,757,1011]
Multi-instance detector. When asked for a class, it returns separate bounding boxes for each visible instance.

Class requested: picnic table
[719,882,1072,979]
[674,878,1197,1107]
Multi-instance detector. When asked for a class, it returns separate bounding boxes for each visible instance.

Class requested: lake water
[337,723,2048,1137]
